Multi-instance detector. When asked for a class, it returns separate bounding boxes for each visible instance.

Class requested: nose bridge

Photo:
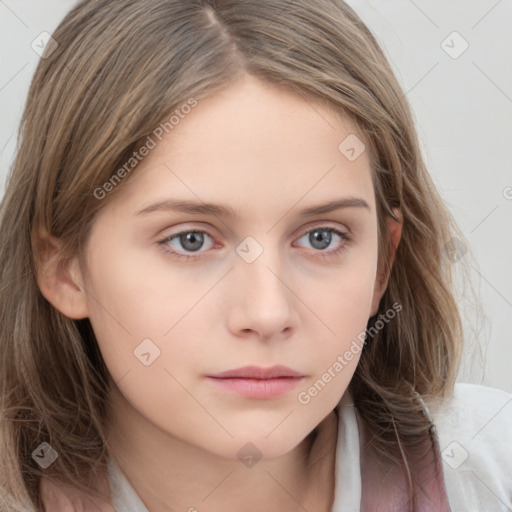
[232,234,295,335]
[239,239,288,303]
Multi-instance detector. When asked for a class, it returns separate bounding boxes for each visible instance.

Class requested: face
[75,75,382,460]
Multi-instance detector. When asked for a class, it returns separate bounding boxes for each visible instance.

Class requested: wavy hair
[0,0,479,509]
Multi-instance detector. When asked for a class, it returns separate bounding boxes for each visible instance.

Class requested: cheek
[82,239,223,388]
[83,252,212,445]
[296,240,378,396]
[309,238,378,333]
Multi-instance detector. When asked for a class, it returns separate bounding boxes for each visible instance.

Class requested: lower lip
[206,376,305,399]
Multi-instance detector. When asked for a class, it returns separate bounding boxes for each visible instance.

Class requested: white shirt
[107,383,512,511]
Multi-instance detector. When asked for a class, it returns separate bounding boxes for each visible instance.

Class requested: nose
[226,246,298,341]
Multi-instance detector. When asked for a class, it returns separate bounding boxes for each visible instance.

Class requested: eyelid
[159,220,349,244]
[294,220,350,238]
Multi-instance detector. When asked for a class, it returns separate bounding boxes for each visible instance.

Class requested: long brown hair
[0,0,479,510]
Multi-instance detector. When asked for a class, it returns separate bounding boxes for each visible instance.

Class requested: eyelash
[157,226,352,261]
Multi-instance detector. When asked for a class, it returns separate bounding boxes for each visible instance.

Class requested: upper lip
[208,365,305,379]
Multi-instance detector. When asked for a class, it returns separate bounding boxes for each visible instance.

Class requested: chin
[236,431,311,461]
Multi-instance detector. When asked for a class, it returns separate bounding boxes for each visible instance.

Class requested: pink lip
[206,365,306,399]
[208,365,305,379]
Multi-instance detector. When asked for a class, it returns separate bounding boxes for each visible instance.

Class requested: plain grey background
[1,0,511,392]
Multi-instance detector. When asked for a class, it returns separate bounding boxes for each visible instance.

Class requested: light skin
[36,74,402,511]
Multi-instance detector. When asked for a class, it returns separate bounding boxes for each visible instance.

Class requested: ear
[34,229,89,319]
[369,208,403,317]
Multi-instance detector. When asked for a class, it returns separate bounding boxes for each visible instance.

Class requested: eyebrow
[134,197,370,218]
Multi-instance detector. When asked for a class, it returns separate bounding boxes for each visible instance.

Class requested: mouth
[206,365,306,399]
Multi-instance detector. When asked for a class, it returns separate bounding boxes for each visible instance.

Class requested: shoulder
[429,382,512,436]
[428,382,512,511]
[430,382,512,458]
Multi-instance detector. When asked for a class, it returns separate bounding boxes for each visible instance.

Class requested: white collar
[330,390,362,511]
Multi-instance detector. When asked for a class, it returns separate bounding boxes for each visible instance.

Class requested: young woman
[1,1,510,511]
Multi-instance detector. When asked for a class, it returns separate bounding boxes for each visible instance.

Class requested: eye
[294,227,352,259]
[158,230,215,260]
[157,226,352,261]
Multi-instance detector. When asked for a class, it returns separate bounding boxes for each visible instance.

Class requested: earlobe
[369,208,403,317]
[34,230,89,320]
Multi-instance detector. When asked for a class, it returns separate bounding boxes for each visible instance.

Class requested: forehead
[100,76,375,220]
